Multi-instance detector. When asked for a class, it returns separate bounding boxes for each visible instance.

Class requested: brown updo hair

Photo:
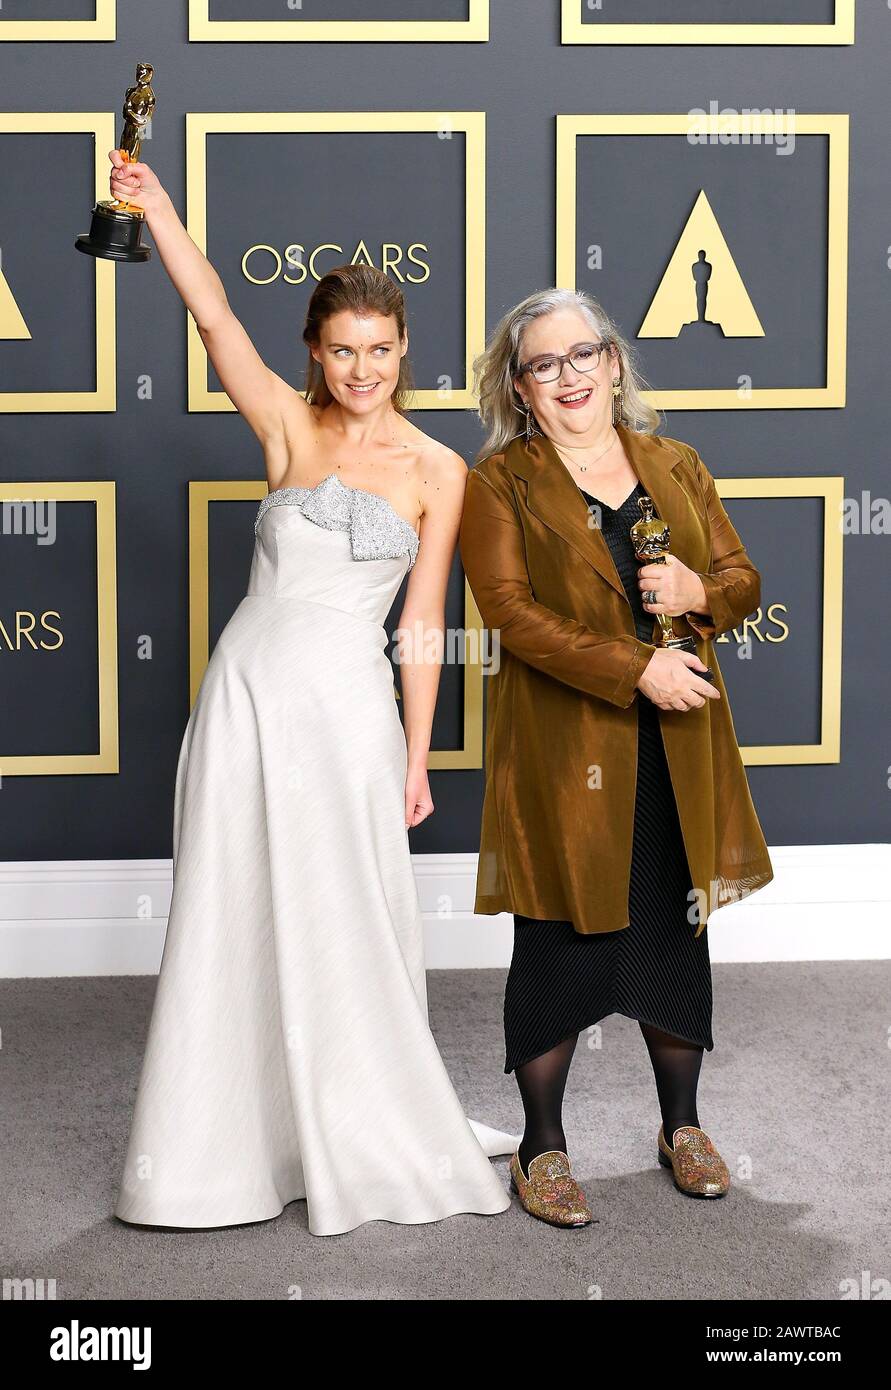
[302,264,415,413]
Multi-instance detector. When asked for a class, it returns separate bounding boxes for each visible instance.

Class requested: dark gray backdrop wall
[0,1,888,858]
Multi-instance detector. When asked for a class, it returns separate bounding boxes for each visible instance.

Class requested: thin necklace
[552,428,618,473]
[554,429,637,516]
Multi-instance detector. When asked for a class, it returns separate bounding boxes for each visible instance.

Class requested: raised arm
[459,465,657,708]
[108,150,309,479]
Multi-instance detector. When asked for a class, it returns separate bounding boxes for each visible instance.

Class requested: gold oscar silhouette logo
[0,263,30,341]
[638,190,764,339]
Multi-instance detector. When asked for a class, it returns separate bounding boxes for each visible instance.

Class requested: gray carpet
[1,962,888,1300]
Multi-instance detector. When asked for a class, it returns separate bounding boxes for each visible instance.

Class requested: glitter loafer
[657,1124,731,1198]
[509,1150,592,1227]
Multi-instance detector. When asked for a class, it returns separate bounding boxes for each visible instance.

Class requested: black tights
[639,1021,703,1146]
[514,1020,703,1173]
[515,1035,578,1174]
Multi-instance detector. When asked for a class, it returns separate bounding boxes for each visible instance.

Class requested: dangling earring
[611,376,624,427]
[523,401,540,445]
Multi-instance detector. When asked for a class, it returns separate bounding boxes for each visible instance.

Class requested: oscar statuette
[630,494,715,683]
[75,62,156,262]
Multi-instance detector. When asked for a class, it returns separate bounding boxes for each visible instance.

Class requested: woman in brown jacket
[459,289,774,1227]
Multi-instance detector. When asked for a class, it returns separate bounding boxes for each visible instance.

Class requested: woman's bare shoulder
[406,433,468,522]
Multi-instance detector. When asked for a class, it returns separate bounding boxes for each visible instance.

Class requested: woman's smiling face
[312,310,407,409]
[514,307,619,441]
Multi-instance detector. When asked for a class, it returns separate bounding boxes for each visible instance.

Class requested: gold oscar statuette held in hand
[75,62,156,262]
[630,494,715,683]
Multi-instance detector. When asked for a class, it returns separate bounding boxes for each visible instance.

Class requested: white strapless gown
[114,474,518,1237]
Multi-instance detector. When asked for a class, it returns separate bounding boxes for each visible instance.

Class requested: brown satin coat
[458,423,774,937]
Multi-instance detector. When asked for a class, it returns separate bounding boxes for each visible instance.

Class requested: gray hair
[471,287,662,462]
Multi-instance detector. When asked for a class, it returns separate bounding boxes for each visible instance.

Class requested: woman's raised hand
[638,648,721,712]
[108,148,164,208]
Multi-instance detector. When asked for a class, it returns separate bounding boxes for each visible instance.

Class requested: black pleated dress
[502,479,714,1074]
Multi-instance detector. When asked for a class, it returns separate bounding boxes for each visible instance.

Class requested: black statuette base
[75,201,151,262]
[664,634,715,683]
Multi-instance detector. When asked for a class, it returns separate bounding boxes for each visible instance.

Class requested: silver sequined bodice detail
[254,474,419,570]
[247,473,420,627]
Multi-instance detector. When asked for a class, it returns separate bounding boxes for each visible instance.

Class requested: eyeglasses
[517,340,611,385]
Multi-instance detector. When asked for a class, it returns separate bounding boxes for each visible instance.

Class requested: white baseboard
[0,845,888,978]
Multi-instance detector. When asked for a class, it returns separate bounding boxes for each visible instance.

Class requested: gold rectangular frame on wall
[0,114,117,412]
[0,0,115,40]
[556,112,849,409]
[715,476,843,766]
[187,481,266,709]
[188,0,488,42]
[185,111,486,412]
[0,482,118,775]
[561,0,855,45]
[188,482,483,769]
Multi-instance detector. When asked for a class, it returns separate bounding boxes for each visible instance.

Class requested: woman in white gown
[109,155,517,1236]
